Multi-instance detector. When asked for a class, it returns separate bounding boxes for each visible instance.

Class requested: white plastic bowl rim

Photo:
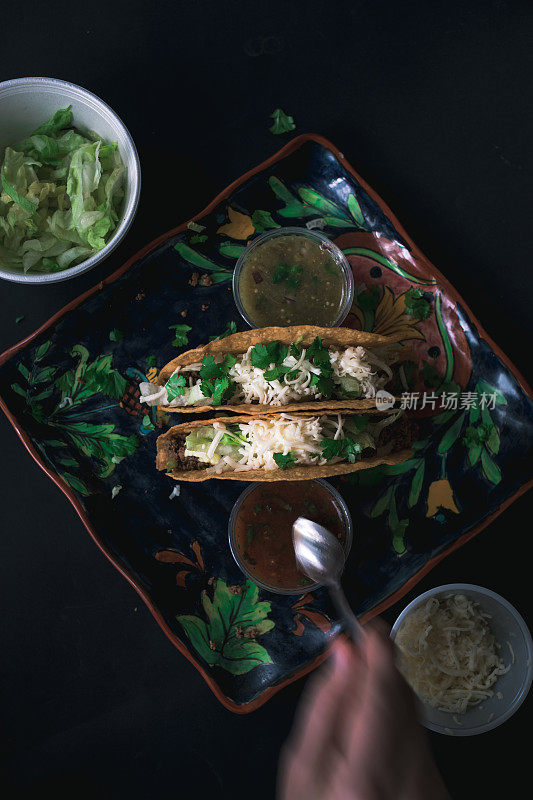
[390,583,533,736]
[0,77,141,284]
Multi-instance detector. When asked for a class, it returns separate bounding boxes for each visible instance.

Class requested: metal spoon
[293,516,364,644]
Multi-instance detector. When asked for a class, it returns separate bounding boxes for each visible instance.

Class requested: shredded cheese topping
[139,344,394,407]
[205,414,346,474]
[396,594,510,714]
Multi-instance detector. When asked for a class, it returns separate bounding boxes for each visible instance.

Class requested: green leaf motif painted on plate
[438,412,466,454]
[481,449,502,485]
[268,176,315,218]
[219,242,246,258]
[174,241,232,274]
[297,187,348,219]
[11,342,139,492]
[178,579,274,675]
[408,461,425,507]
[347,193,365,227]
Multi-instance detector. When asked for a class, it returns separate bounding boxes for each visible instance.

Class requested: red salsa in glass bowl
[228,480,353,594]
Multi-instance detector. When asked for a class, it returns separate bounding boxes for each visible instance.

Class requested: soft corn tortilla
[156,413,414,482]
[156,325,406,414]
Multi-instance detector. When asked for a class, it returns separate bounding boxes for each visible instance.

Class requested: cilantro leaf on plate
[109,328,123,342]
[269,108,296,135]
[169,323,192,348]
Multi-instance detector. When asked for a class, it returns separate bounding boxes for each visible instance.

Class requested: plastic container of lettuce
[0,77,140,284]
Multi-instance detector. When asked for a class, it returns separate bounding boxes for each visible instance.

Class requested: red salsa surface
[234,481,347,591]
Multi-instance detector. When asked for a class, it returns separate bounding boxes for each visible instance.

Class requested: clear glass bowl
[228,479,353,595]
[232,227,354,328]
[391,584,533,736]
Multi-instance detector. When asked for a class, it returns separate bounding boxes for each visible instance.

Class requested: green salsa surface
[238,234,346,326]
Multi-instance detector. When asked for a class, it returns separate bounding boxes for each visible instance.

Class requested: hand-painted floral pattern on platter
[0,135,531,712]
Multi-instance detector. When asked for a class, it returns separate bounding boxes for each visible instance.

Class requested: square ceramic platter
[1,135,532,712]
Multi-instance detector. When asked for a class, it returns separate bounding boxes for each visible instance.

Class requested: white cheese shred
[205,413,344,474]
[395,594,510,714]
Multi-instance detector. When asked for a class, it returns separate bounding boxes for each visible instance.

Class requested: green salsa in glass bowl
[232,227,354,327]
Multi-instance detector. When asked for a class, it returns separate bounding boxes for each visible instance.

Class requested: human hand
[278,620,451,800]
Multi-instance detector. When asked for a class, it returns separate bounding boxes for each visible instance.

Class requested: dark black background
[1,1,532,797]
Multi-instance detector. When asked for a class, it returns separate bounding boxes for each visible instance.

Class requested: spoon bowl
[293,516,364,644]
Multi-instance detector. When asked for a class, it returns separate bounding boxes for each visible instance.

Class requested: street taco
[156,409,416,482]
[140,326,410,414]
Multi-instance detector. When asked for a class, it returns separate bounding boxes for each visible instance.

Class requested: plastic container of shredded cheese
[391,584,533,736]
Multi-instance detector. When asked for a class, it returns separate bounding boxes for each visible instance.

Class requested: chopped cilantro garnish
[304,500,318,514]
[253,504,263,515]
[278,499,293,511]
[166,373,187,401]
[190,233,208,244]
[264,365,291,382]
[273,451,297,470]
[15,314,24,323]
[200,375,233,405]
[109,328,123,341]
[246,524,256,546]
[200,354,222,380]
[404,288,432,320]
[212,376,232,405]
[269,108,296,135]
[324,261,338,276]
[289,342,302,359]
[250,341,287,370]
[272,264,289,284]
[271,264,303,289]
[222,353,237,370]
[310,373,334,397]
[169,323,192,348]
[306,337,331,369]
[146,355,157,367]
[321,437,362,463]
[199,353,236,385]
[208,320,237,341]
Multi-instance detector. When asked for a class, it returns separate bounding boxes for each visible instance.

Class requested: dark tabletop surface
[1,1,532,797]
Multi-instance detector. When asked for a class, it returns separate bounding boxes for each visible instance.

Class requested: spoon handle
[329,582,365,645]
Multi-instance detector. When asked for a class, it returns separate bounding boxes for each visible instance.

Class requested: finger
[343,623,412,757]
[287,637,355,767]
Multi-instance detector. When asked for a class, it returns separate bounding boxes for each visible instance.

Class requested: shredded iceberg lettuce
[0,106,125,274]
